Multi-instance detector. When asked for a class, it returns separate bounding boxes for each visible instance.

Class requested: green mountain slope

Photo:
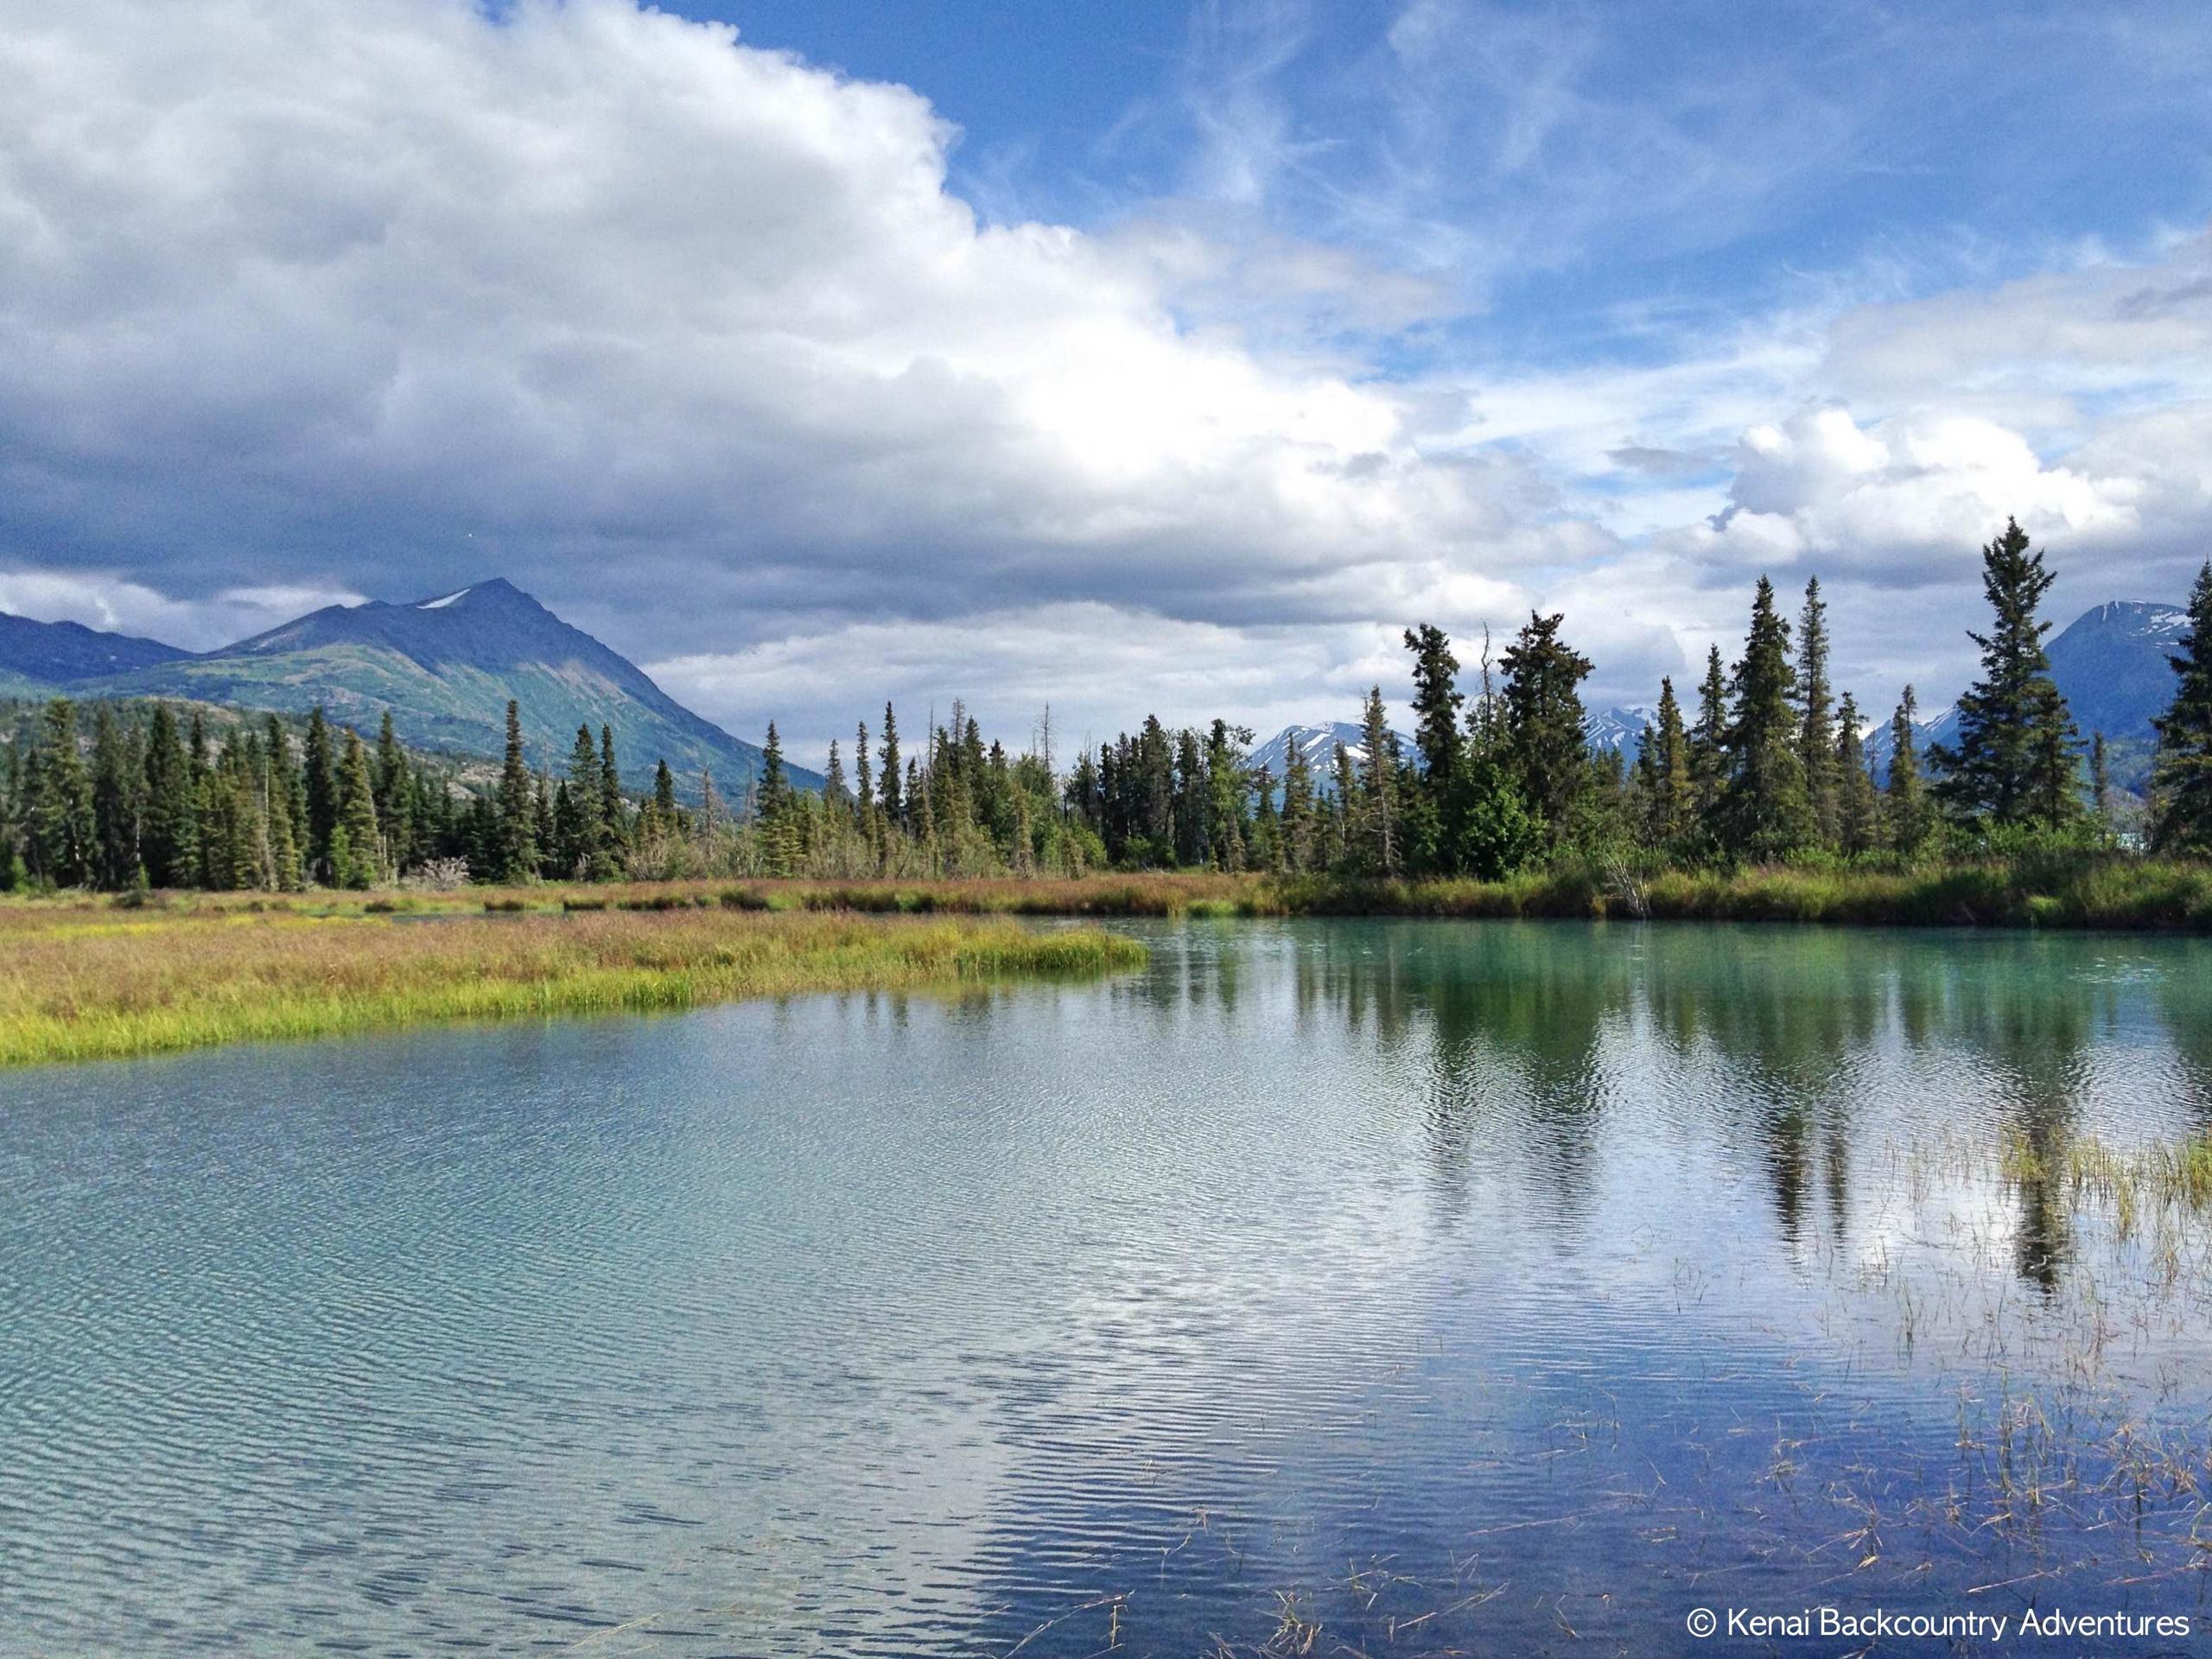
[92,579,810,791]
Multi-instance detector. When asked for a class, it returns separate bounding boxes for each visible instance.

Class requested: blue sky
[2,0,2209,751]
[707,0,2212,356]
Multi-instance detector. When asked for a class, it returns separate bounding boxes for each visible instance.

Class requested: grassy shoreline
[0,906,1147,1068]
[257,859,2207,928]
[10,855,2212,930]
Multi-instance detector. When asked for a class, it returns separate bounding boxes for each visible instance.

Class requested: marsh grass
[8,855,2209,928]
[0,906,1146,1067]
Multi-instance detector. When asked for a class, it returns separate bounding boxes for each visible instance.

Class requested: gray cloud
[0,0,2207,750]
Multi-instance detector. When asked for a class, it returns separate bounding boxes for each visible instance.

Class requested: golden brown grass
[0,903,1146,1067]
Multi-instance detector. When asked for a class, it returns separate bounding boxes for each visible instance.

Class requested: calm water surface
[6,920,2212,1656]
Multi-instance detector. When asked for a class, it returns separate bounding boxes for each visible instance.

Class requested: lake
[5,919,2211,1656]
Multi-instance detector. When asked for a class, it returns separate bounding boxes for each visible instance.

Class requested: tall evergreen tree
[1357,687,1398,875]
[1203,720,1249,873]
[598,727,626,855]
[854,721,874,823]
[302,707,338,881]
[1929,518,2081,830]
[1835,692,1879,857]
[760,721,790,817]
[1885,685,1932,854]
[1688,645,1729,833]
[1403,624,1464,798]
[652,759,678,828]
[2089,731,2110,835]
[564,724,605,879]
[534,772,556,874]
[1172,727,1209,867]
[1498,611,1592,837]
[23,699,95,887]
[1643,677,1693,846]
[2150,559,2212,856]
[335,729,383,889]
[878,704,902,830]
[1796,577,1839,847]
[1402,623,1464,873]
[185,712,213,885]
[140,702,194,888]
[264,735,303,892]
[1720,577,1814,859]
[1279,732,1315,874]
[90,703,138,890]
[496,700,537,882]
[823,740,849,812]
[1329,739,1357,869]
[374,711,411,868]
[1135,717,1174,856]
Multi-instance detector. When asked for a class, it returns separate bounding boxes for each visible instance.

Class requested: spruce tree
[197,754,248,891]
[1135,716,1174,855]
[186,712,213,887]
[823,741,849,811]
[1796,577,1839,848]
[495,701,536,882]
[1885,686,1931,854]
[534,772,556,875]
[1172,728,1209,867]
[1644,677,1693,845]
[1204,720,1250,873]
[564,724,604,878]
[303,707,338,881]
[877,704,902,830]
[1357,689,1397,875]
[1835,692,1879,856]
[1403,624,1464,798]
[374,712,411,868]
[90,703,138,890]
[908,756,933,864]
[760,721,789,817]
[24,699,95,887]
[598,727,625,856]
[2150,559,2212,856]
[1720,576,1815,859]
[653,759,678,828]
[1498,612,1592,837]
[264,739,303,892]
[1329,740,1357,869]
[1280,733,1315,873]
[1929,518,2081,830]
[854,721,874,823]
[140,702,192,888]
[335,729,383,888]
[1688,645,1729,835]
[2089,731,2110,836]
[1249,764,1281,872]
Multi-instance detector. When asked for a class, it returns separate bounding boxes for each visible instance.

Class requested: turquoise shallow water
[4,919,2211,1656]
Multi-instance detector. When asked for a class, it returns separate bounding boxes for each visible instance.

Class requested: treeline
[6,521,2211,893]
[715,521,2212,883]
[0,698,693,893]
[0,699,496,892]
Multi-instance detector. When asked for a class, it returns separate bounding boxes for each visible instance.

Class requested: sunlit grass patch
[0,906,1146,1067]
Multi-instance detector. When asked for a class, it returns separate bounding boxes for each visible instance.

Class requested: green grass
[0,906,1146,1068]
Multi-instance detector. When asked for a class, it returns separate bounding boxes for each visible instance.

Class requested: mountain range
[3,585,2190,799]
[0,578,810,791]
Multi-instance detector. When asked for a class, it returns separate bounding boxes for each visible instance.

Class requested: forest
[4,523,2211,895]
